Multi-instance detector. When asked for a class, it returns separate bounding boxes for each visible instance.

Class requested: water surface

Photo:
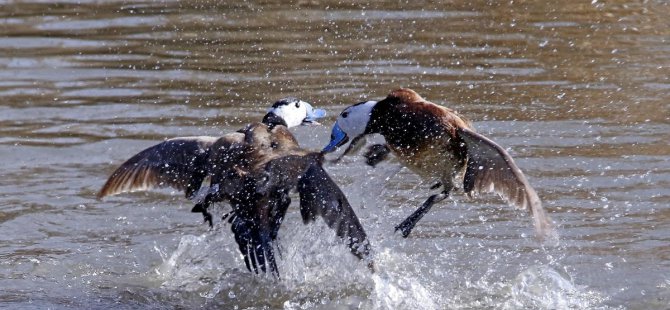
[1,0,669,308]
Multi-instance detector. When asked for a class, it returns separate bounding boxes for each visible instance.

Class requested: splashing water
[150,220,610,309]
[368,249,440,310]
[150,217,447,309]
[503,265,609,309]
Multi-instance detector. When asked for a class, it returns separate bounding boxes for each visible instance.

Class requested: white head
[322,101,377,153]
[264,97,326,128]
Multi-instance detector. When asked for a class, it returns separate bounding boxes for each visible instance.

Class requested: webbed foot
[364,144,391,167]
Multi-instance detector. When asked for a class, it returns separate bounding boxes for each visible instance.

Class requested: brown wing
[98,136,220,199]
[457,127,553,239]
[298,161,372,263]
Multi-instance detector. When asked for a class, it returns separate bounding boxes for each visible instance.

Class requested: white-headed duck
[98,97,325,224]
[98,98,373,277]
[322,88,553,240]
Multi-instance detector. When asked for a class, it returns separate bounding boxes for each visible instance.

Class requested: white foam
[503,265,608,309]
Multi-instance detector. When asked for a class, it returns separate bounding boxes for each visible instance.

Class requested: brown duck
[98,98,372,277]
[322,88,553,239]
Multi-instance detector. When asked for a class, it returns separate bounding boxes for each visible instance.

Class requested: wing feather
[457,128,553,239]
[98,136,219,199]
[298,163,372,260]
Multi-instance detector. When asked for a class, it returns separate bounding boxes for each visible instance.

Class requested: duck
[98,98,373,277]
[321,88,553,239]
[98,97,325,226]
[199,122,372,277]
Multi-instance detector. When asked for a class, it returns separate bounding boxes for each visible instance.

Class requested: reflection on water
[0,0,668,308]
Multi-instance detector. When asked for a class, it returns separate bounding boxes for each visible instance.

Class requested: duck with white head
[323,88,555,241]
[98,97,374,278]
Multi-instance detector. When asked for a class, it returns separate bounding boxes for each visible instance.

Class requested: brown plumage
[99,97,324,224]
[207,123,372,277]
[324,88,553,240]
[98,136,222,199]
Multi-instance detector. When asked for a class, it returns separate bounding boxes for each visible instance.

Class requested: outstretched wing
[98,136,219,199]
[457,127,553,239]
[298,162,372,261]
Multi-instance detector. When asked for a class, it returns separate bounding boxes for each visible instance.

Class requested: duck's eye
[341,111,349,118]
[295,101,300,108]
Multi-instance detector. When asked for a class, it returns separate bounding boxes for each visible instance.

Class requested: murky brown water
[1,0,669,308]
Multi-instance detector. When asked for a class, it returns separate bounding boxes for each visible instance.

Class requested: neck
[366,103,385,135]
[261,112,288,129]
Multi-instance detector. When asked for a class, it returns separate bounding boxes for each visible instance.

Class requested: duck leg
[191,193,214,227]
[363,144,391,167]
[395,188,450,237]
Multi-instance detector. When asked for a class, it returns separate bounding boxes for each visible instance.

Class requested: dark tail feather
[230,214,280,278]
